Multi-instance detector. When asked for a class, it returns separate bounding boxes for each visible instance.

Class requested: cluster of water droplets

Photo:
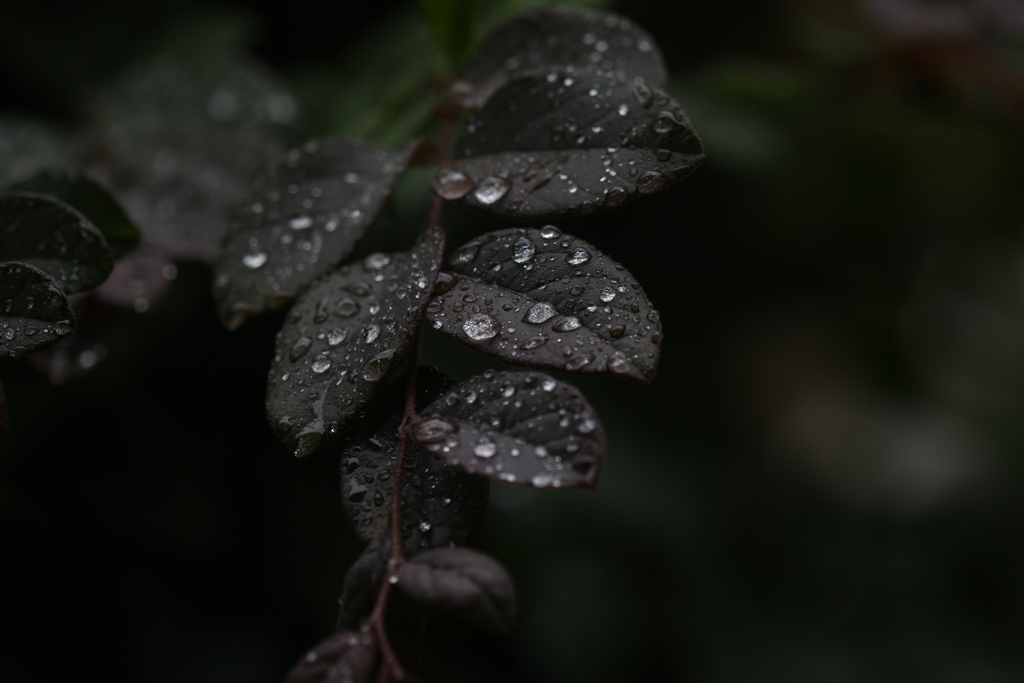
[0,263,75,359]
[414,370,604,488]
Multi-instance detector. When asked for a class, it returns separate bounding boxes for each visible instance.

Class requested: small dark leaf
[338,536,389,631]
[437,70,703,219]
[340,366,489,553]
[266,227,444,457]
[396,547,516,634]
[215,139,412,327]
[285,629,377,683]
[0,262,76,360]
[426,227,662,381]
[11,170,140,258]
[0,192,113,294]
[455,5,667,107]
[412,370,604,488]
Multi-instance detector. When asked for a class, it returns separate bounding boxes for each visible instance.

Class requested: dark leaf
[340,366,489,552]
[92,247,176,313]
[338,536,389,631]
[115,177,227,263]
[215,139,412,328]
[266,227,444,457]
[11,170,140,258]
[420,0,481,72]
[412,370,604,488]
[0,192,113,294]
[396,547,516,634]
[426,226,662,381]
[0,262,76,360]
[285,629,377,683]
[454,5,667,107]
[437,70,703,219]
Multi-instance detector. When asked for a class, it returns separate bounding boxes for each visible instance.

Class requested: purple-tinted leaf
[426,227,662,381]
[0,262,76,360]
[412,370,604,488]
[285,629,377,683]
[338,536,389,631]
[11,170,140,258]
[396,547,516,634]
[93,247,176,313]
[436,70,703,219]
[340,366,489,552]
[266,227,444,458]
[454,5,667,107]
[214,139,411,328]
[0,192,113,294]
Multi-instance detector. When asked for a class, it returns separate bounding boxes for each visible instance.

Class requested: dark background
[3,0,1024,681]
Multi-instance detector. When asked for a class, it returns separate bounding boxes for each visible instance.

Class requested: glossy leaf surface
[397,547,516,634]
[340,366,489,552]
[0,262,76,360]
[266,227,444,457]
[426,227,662,381]
[437,70,703,219]
[455,4,666,107]
[412,370,604,488]
[285,630,377,683]
[11,170,140,258]
[215,138,411,327]
[0,193,113,294]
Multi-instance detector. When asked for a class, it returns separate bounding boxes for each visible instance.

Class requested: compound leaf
[340,366,489,553]
[411,370,604,488]
[11,170,140,258]
[436,70,703,219]
[426,226,662,381]
[266,227,444,458]
[454,4,666,107]
[397,547,516,634]
[285,629,377,683]
[215,138,412,328]
[0,262,76,360]
[0,192,113,294]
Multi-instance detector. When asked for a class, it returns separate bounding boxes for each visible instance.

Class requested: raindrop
[540,226,562,239]
[463,314,500,340]
[414,417,455,443]
[363,324,380,343]
[311,355,332,374]
[473,176,511,205]
[607,355,632,374]
[618,103,630,116]
[290,336,312,361]
[453,245,478,264]
[473,440,497,458]
[652,110,687,134]
[243,252,267,269]
[567,248,591,265]
[327,328,346,346]
[289,215,313,230]
[578,418,598,434]
[336,298,360,316]
[542,377,557,392]
[552,316,581,332]
[599,286,617,302]
[637,171,667,194]
[565,354,595,370]
[524,302,558,324]
[522,336,549,349]
[434,168,475,199]
[513,236,536,263]
[633,83,653,108]
[364,253,391,271]
[604,186,628,207]
[362,349,396,381]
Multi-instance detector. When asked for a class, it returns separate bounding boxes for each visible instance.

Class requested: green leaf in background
[419,0,481,73]
[11,170,140,259]
[0,192,113,294]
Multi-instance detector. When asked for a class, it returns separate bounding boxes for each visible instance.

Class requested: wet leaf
[215,139,412,327]
[266,227,444,458]
[396,547,516,634]
[425,227,662,381]
[412,370,604,488]
[0,262,76,360]
[285,629,377,683]
[340,366,489,552]
[437,70,703,218]
[338,536,389,631]
[454,4,666,107]
[0,193,113,294]
[11,170,140,258]
[115,177,227,263]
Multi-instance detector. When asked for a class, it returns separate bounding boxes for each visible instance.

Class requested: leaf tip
[293,431,324,458]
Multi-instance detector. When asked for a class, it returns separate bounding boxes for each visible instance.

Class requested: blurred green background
[3,0,1024,681]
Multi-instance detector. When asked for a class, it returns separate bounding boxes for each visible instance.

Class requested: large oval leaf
[266,227,444,457]
[215,138,412,328]
[411,370,604,488]
[0,193,113,294]
[285,630,377,683]
[396,547,516,634]
[11,170,140,258]
[0,262,76,360]
[339,366,489,553]
[455,5,667,107]
[437,69,703,219]
[425,227,662,382]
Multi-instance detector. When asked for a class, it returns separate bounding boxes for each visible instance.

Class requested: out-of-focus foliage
[3,1,1024,682]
